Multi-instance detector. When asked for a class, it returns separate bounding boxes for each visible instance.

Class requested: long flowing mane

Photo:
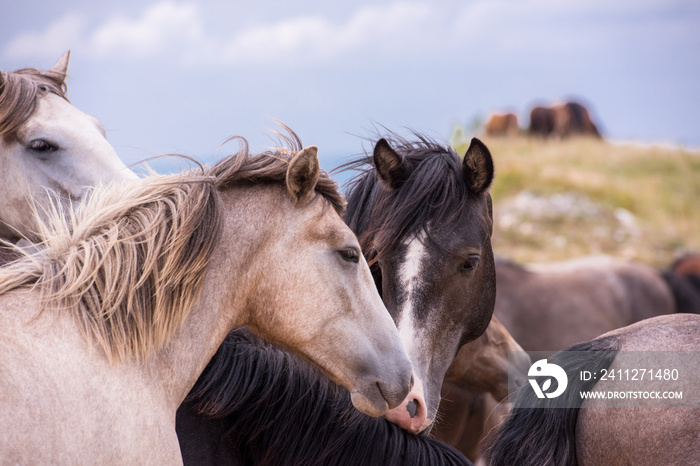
[0,66,68,141]
[184,329,470,466]
[0,131,343,363]
[342,132,474,264]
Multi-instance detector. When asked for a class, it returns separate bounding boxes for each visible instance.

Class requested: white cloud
[3,13,88,59]
[3,0,697,69]
[220,2,435,65]
[2,1,438,66]
[90,2,203,58]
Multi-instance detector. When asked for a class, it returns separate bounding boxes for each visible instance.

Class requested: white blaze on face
[395,232,427,359]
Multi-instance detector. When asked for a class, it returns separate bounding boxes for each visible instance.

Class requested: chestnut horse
[0,51,136,244]
[0,135,413,463]
[485,113,519,137]
[488,313,700,465]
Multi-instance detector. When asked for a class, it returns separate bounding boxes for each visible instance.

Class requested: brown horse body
[485,113,519,137]
[528,102,601,138]
[494,255,676,352]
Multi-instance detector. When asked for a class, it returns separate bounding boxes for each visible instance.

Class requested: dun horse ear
[49,50,71,84]
[373,138,408,190]
[287,145,320,205]
[462,138,494,194]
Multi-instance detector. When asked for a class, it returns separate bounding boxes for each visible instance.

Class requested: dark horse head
[344,134,496,434]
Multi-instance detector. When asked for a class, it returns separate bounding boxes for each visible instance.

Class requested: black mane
[342,132,474,264]
[179,329,471,466]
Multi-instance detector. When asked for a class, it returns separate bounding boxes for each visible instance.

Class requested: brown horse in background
[433,316,531,463]
[670,253,700,276]
[493,255,691,352]
[528,101,601,138]
[485,113,519,137]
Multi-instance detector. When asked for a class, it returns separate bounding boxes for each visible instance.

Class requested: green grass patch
[453,132,700,267]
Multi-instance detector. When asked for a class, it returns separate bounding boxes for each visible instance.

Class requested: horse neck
[148,187,273,409]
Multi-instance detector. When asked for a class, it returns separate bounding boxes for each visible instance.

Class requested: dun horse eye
[339,247,360,263]
[29,139,58,154]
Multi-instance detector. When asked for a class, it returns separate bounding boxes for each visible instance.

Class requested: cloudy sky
[2,0,699,171]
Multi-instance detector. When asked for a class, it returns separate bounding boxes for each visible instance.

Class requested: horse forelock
[0,132,341,364]
[344,133,474,263]
[0,67,68,142]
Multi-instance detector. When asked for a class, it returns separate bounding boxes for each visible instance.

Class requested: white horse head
[0,51,136,242]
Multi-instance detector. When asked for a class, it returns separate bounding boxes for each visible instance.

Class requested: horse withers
[0,51,136,243]
[0,134,412,463]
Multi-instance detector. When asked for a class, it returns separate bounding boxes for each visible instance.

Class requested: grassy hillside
[451,130,700,268]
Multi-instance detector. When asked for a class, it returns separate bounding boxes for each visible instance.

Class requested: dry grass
[451,132,700,267]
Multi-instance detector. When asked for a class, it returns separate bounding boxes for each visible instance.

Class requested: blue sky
[2,0,699,172]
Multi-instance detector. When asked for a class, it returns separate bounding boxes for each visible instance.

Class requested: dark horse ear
[287,145,320,205]
[462,138,494,194]
[373,138,408,190]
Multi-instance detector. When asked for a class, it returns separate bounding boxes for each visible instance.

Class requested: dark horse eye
[339,247,360,263]
[29,139,58,155]
[460,256,480,272]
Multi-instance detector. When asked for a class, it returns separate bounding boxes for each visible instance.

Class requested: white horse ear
[287,145,320,205]
[50,50,71,82]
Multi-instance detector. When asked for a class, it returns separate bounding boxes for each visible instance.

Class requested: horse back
[0,291,180,464]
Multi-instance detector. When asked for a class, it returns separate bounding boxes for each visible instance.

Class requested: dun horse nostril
[406,400,418,418]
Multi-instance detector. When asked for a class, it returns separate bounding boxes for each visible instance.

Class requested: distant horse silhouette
[488,313,700,465]
[0,51,135,243]
[528,102,601,138]
[433,316,531,462]
[0,132,413,463]
[493,255,696,352]
[485,113,519,137]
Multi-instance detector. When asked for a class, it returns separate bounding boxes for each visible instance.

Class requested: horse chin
[350,389,389,417]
